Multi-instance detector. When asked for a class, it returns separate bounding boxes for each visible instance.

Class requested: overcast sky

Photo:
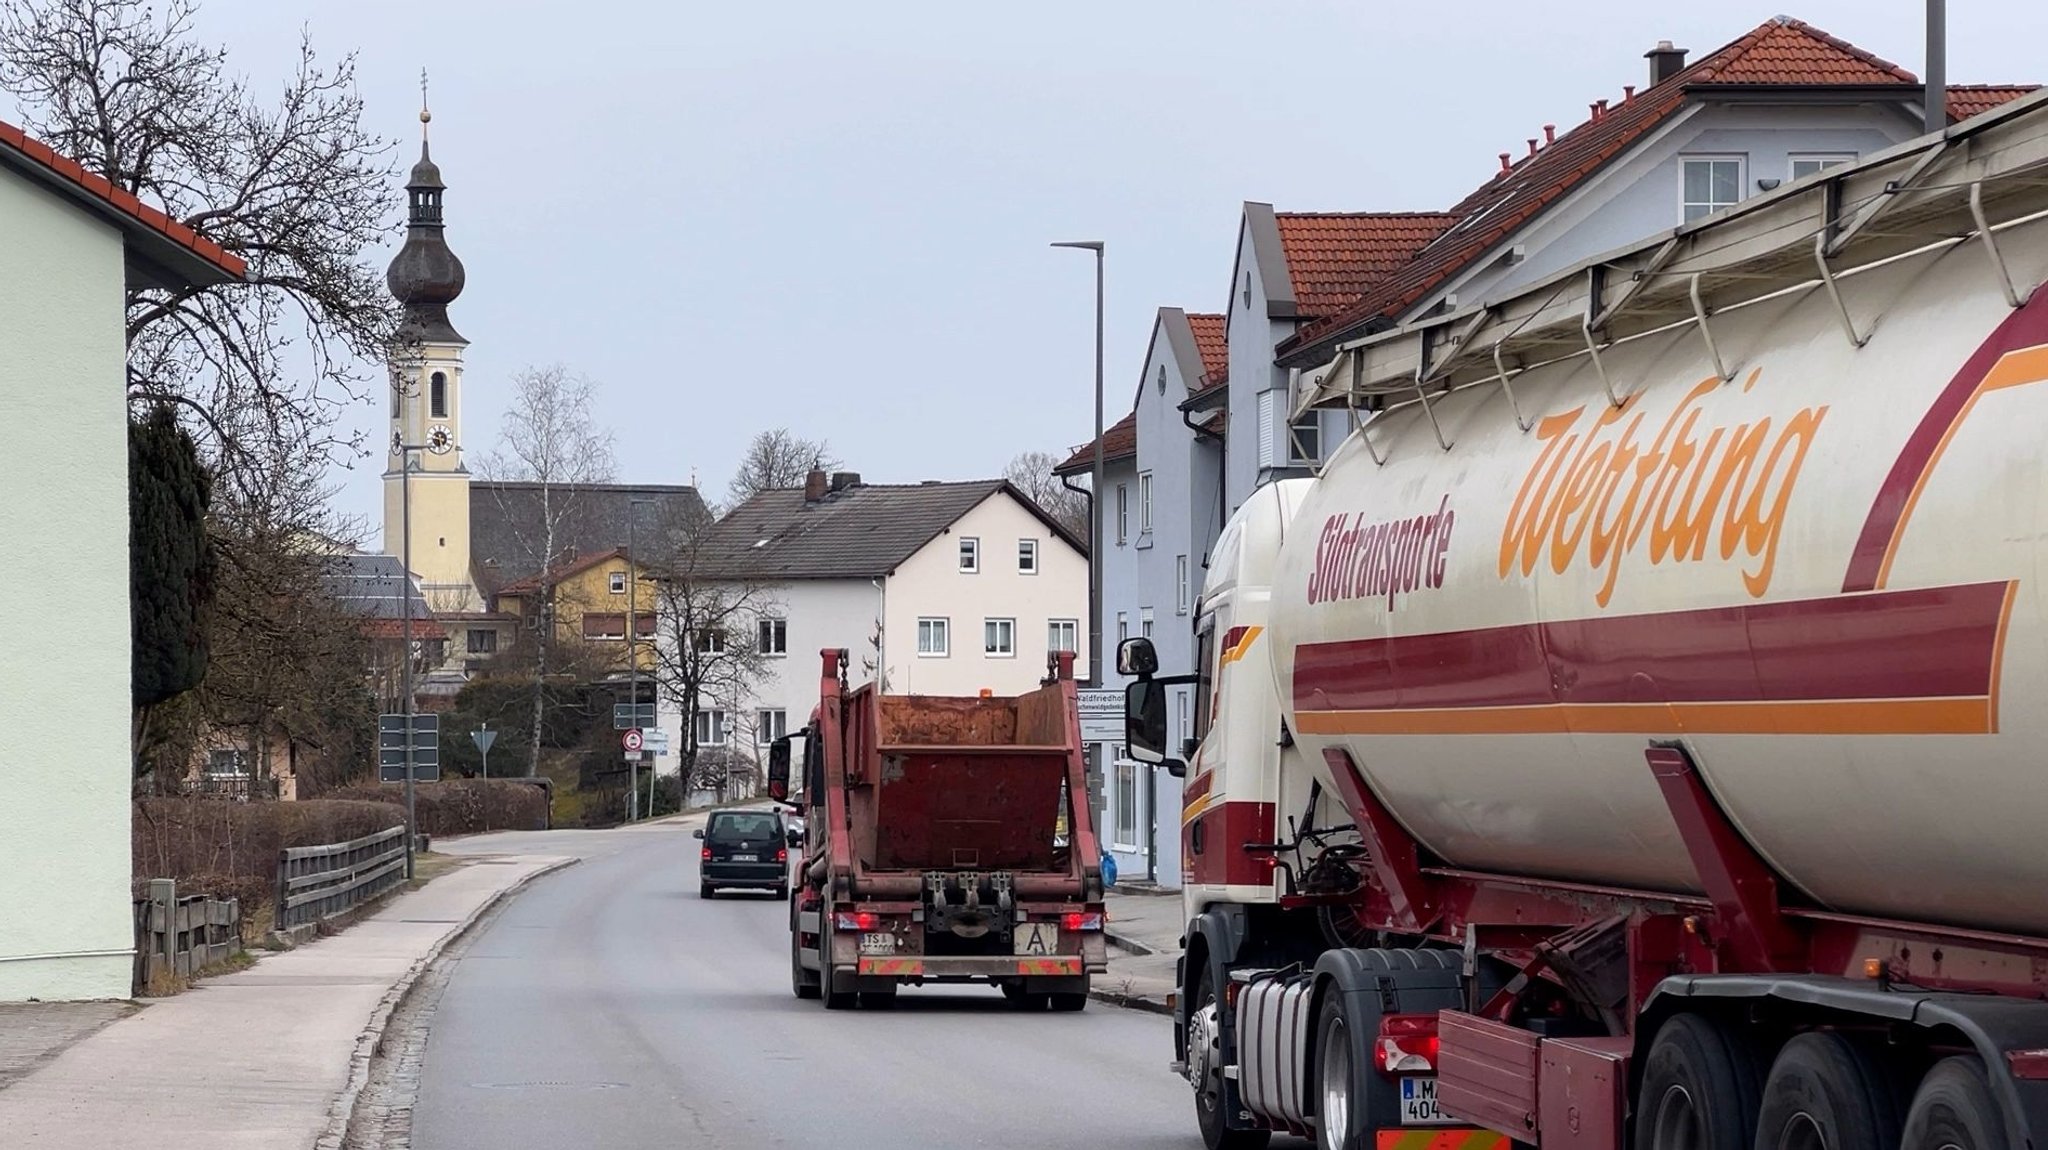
[36,1,2048,525]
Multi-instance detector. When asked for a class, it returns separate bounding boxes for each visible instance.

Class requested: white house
[655,471,1089,795]
[0,118,245,1000]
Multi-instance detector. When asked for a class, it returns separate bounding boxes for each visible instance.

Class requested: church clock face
[427,424,453,454]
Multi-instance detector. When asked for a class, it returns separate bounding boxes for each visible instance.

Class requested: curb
[1106,930,1160,957]
[315,856,579,1150]
[1090,987,1174,1015]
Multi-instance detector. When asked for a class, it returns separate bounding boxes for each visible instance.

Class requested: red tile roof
[493,547,628,597]
[0,117,247,280]
[1278,17,1993,364]
[1274,212,1458,317]
[1948,85,2040,122]
[1187,312,1228,391]
[1053,411,1137,476]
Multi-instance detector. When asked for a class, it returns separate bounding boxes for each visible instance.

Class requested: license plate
[859,932,896,955]
[731,854,757,862]
[1399,1077,1454,1125]
[1013,922,1060,955]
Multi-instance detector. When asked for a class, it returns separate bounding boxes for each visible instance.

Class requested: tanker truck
[1119,92,2048,1150]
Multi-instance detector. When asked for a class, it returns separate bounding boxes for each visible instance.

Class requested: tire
[1189,964,1271,1150]
[821,960,856,1010]
[1754,1032,1901,1150]
[1316,994,1361,1150]
[790,927,820,1000]
[775,883,790,901]
[1635,1014,1762,1150]
[699,882,714,899]
[1902,1057,2007,1150]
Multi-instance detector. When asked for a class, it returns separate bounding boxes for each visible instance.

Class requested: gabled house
[1,116,246,1001]
[670,471,1089,796]
[490,546,659,680]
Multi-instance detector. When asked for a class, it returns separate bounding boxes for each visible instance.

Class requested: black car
[695,810,796,899]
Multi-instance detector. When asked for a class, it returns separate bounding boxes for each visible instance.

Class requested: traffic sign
[621,728,644,753]
[1076,688,1124,743]
[378,713,441,782]
[613,702,656,730]
[470,727,496,755]
[640,728,670,755]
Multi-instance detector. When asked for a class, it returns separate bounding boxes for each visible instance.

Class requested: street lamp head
[1050,240,1104,253]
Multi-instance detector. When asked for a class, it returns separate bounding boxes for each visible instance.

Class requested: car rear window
[707,813,780,843]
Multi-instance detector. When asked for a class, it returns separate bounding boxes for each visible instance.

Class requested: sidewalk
[1097,886,1184,1014]
[0,852,573,1150]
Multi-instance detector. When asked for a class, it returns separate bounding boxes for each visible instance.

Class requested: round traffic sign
[621,728,644,752]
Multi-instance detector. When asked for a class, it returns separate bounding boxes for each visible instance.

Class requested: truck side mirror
[1117,636,1159,678]
[1125,678,1170,764]
[766,735,792,801]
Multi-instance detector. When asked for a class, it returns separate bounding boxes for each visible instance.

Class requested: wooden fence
[133,879,241,992]
[274,824,408,931]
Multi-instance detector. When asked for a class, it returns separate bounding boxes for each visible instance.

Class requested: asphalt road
[413,823,1213,1150]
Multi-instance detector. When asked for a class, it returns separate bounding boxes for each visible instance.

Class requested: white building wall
[882,491,1090,697]
[0,172,137,1001]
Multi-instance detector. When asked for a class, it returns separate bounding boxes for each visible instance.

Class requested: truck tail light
[835,911,880,931]
[1374,1013,1440,1076]
[1061,912,1104,931]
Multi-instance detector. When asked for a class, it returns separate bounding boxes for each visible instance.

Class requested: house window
[756,709,787,742]
[1048,619,1079,653]
[1116,484,1129,544]
[917,617,950,656]
[466,628,498,654]
[206,748,247,777]
[1018,538,1038,574]
[694,709,728,746]
[429,371,448,418]
[984,618,1015,657]
[390,379,401,418]
[693,629,727,655]
[1289,412,1322,464]
[758,616,787,656]
[959,537,980,573]
[1176,689,1189,747]
[1139,473,1153,533]
[1681,156,1745,222]
[1113,750,1137,847]
[1117,611,1129,643]
[1790,153,1855,181]
[608,570,627,594]
[583,613,627,640]
[1175,555,1190,615]
[1141,606,1155,638]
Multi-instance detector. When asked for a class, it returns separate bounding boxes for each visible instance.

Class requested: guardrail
[274,824,408,931]
[133,879,241,993]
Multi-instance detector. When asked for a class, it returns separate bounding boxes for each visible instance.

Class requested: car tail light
[835,911,880,931]
[1374,1013,1440,1076]
[700,846,711,861]
[1061,912,1104,931]
[775,847,788,863]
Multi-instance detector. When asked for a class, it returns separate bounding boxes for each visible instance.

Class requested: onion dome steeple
[385,76,467,344]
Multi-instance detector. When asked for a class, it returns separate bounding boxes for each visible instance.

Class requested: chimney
[1623,85,1636,103]
[1527,138,1539,158]
[1596,99,1609,118]
[1543,124,1556,145]
[1498,153,1512,175]
[828,471,861,493]
[1590,102,1602,121]
[1645,40,1688,86]
[803,468,828,502]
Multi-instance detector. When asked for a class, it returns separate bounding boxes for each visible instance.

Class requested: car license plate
[1399,1077,1454,1125]
[731,853,757,862]
[1013,922,1060,955]
[859,932,895,955]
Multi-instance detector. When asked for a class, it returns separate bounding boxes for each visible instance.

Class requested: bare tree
[476,365,616,777]
[728,428,840,503]
[643,507,781,802]
[1005,450,1089,540]
[0,0,400,497]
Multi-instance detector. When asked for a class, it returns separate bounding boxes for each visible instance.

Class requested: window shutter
[1256,391,1277,469]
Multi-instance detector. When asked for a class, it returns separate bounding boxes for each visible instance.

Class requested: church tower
[382,88,478,612]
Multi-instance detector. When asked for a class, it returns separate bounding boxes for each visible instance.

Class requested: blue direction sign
[378,713,441,782]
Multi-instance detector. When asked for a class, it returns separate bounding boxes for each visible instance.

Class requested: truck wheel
[1049,992,1088,1012]
[1902,1057,2007,1150]
[1755,1032,1900,1150]
[1634,1014,1761,1150]
[790,931,820,1000]
[1315,994,1362,1150]
[1189,966,1271,1150]
[821,963,856,1011]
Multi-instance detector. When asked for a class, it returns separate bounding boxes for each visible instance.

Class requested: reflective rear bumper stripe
[1375,1129,1507,1150]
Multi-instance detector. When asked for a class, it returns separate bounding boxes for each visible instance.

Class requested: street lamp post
[626,497,656,821]
[1052,239,1106,843]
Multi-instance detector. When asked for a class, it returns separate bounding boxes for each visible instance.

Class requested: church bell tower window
[430,372,448,418]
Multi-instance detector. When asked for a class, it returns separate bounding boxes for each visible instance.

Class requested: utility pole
[626,497,656,821]
[396,431,452,879]
[1052,239,1107,845]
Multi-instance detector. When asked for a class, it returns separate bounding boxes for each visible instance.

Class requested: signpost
[1076,687,1124,744]
[471,724,496,778]
[640,728,669,756]
[621,728,644,754]
[379,713,441,783]
[613,703,656,730]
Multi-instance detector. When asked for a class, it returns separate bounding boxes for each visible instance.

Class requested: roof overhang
[1301,88,2048,418]
[1684,82,1926,107]
[0,139,244,290]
